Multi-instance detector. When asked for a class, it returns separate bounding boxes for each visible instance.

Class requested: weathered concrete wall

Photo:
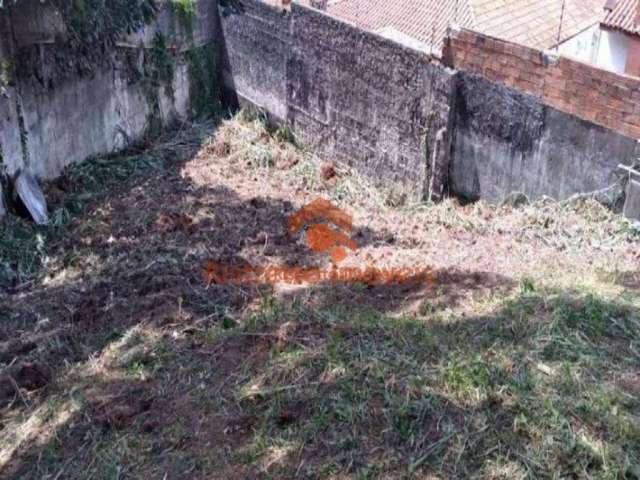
[0,0,220,180]
[218,0,290,120]
[219,0,456,200]
[287,5,456,200]
[219,0,637,204]
[451,73,638,202]
[2,0,637,207]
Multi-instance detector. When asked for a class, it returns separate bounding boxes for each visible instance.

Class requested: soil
[0,116,637,478]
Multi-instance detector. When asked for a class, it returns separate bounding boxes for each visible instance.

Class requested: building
[599,0,640,75]
[302,0,605,54]
[555,0,640,76]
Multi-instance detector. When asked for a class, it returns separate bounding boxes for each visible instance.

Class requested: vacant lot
[1,112,639,479]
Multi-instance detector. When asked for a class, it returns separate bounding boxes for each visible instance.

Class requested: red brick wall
[444,28,640,139]
[625,35,640,77]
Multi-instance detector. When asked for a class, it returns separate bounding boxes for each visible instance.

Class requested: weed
[274,123,296,145]
[171,0,196,35]
[0,217,47,287]
[520,277,536,293]
[148,31,175,97]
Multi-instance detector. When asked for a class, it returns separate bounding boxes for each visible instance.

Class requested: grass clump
[0,217,46,287]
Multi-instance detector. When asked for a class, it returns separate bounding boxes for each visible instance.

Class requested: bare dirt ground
[0,111,639,479]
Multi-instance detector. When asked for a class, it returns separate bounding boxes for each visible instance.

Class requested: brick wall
[625,35,640,77]
[445,27,640,139]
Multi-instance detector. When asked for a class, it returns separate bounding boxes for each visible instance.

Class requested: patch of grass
[0,149,165,288]
[204,288,640,478]
[2,115,638,479]
[273,123,296,146]
[64,151,164,206]
[0,217,47,287]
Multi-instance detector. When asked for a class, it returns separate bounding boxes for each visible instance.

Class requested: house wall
[625,35,640,76]
[558,25,600,64]
[561,27,640,79]
[596,29,630,74]
[0,0,220,180]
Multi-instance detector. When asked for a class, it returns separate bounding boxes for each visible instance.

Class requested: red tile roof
[324,0,474,50]
[602,0,640,35]
[298,0,605,51]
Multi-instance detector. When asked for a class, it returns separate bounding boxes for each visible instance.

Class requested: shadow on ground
[0,116,637,479]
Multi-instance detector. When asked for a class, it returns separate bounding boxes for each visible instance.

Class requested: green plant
[187,43,222,118]
[13,0,158,80]
[148,32,175,95]
[0,59,13,95]
[171,0,196,35]
[274,123,296,145]
[15,98,29,166]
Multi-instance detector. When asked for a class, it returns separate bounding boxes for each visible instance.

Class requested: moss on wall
[187,43,221,118]
[144,32,176,136]
[171,0,196,36]
[0,59,13,95]
[15,98,29,167]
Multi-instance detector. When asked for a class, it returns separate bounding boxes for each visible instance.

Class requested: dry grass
[0,111,638,479]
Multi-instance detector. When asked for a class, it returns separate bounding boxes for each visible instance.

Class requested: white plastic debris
[15,169,49,225]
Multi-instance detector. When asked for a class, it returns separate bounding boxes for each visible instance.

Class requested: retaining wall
[2,0,638,206]
[0,0,220,180]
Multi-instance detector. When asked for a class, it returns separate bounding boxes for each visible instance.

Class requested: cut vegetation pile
[0,112,639,479]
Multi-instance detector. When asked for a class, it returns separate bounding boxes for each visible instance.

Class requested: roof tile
[602,0,640,35]
[297,0,605,50]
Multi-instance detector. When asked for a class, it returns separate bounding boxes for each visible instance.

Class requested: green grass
[173,288,638,478]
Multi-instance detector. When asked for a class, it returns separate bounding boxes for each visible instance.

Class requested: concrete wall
[0,0,219,180]
[445,27,640,202]
[218,0,290,120]
[451,73,637,202]
[2,0,637,207]
[219,0,457,200]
